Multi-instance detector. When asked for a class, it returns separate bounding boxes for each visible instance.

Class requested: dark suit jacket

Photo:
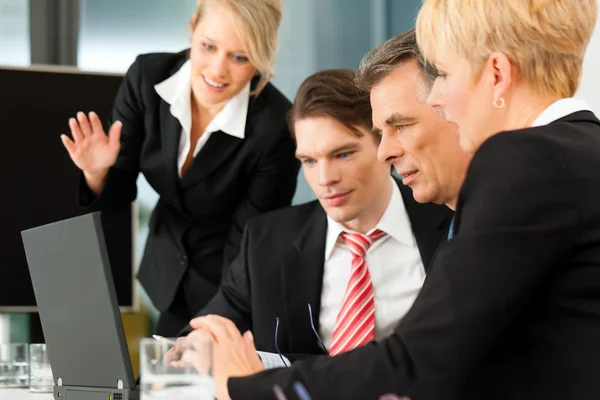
[80,51,300,312]
[228,111,600,400]
[183,178,453,357]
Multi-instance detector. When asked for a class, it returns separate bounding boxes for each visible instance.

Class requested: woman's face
[189,2,257,111]
[427,53,502,154]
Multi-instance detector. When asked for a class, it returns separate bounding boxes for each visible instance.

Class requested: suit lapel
[180,78,263,188]
[280,205,328,355]
[159,100,183,199]
[180,131,244,187]
[397,179,453,271]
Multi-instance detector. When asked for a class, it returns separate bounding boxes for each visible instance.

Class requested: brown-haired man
[182,68,452,367]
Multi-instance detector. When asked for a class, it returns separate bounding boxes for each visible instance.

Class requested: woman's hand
[61,111,122,194]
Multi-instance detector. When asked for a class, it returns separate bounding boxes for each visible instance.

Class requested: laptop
[21,212,139,400]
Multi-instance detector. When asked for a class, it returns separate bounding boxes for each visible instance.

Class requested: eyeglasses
[272,382,314,400]
[307,304,330,357]
[274,317,290,367]
[272,310,407,400]
[271,306,332,400]
[274,304,330,366]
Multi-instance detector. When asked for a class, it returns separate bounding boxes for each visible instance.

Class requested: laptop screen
[21,212,136,389]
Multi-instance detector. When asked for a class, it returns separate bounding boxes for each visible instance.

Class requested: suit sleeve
[180,222,254,337]
[227,132,580,399]
[79,55,146,210]
[221,115,300,270]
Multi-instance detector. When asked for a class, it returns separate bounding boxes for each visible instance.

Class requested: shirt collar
[154,59,250,139]
[531,98,593,127]
[324,177,416,260]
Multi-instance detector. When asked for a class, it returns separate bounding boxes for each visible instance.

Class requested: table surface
[0,388,53,399]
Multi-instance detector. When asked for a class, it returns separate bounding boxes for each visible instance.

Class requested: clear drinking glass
[29,343,54,392]
[0,343,29,387]
[140,338,213,399]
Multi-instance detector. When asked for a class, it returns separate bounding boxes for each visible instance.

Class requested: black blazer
[227,111,600,400]
[80,51,300,312]
[183,178,453,357]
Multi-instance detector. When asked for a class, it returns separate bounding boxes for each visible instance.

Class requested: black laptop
[21,212,139,400]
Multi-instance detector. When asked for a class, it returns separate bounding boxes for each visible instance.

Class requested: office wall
[577,13,600,114]
[314,0,374,71]
[388,0,421,37]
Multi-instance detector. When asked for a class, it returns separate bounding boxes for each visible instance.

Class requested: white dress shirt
[531,98,593,127]
[319,178,426,348]
[154,60,250,177]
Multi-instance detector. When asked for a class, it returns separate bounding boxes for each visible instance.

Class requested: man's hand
[190,315,265,400]
[159,335,212,376]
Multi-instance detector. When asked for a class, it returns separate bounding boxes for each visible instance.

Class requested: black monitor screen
[0,66,133,308]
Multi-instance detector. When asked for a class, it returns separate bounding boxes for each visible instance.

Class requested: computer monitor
[0,65,133,311]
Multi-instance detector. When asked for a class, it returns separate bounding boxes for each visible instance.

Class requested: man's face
[295,117,392,232]
[372,60,471,208]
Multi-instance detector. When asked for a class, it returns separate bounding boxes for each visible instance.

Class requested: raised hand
[61,111,122,194]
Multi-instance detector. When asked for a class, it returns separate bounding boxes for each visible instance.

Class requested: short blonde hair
[196,0,282,95]
[416,0,597,98]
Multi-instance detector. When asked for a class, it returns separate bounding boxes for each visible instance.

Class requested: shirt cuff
[256,351,291,369]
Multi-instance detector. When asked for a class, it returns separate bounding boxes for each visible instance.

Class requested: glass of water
[29,343,54,392]
[140,338,213,399]
[0,343,29,388]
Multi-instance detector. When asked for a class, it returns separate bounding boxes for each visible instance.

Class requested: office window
[78,0,196,73]
[0,0,30,67]
[273,0,387,101]
[387,0,421,41]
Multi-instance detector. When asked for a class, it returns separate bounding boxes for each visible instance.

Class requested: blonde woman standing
[61,0,299,336]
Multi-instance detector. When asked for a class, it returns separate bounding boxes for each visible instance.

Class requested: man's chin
[410,188,434,205]
[323,207,354,225]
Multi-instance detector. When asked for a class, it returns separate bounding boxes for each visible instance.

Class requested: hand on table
[189,315,265,400]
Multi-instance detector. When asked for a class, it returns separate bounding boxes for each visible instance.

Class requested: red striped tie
[329,229,386,356]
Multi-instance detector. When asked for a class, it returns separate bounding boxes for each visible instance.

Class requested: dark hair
[288,69,374,139]
[355,29,437,95]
